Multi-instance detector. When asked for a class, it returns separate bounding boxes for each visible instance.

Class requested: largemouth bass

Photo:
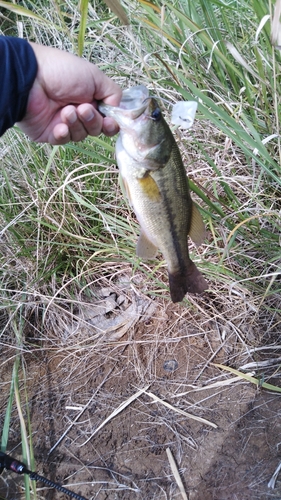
[99,86,208,302]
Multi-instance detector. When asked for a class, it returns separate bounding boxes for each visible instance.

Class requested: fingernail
[67,111,77,124]
[59,128,69,138]
[106,121,117,133]
[83,109,95,122]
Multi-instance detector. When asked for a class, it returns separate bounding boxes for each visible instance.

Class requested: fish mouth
[99,85,151,123]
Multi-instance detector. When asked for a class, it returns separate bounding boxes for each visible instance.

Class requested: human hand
[18,43,122,144]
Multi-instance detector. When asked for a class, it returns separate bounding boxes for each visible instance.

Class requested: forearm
[0,36,38,137]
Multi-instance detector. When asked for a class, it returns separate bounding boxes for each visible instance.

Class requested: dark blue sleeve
[0,36,38,136]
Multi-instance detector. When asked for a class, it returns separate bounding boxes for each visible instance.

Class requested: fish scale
[99,86,208,302]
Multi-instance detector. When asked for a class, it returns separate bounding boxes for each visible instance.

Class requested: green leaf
[0,1,51,23]
[214,363,281,393]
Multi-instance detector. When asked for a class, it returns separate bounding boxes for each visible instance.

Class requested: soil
[1,285,281,500]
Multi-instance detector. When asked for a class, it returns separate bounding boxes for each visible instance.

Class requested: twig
[166,448,189,500]
[268,461,281,489]
[48,368,113,455]
[144,390,217,428]
[79,385,150,447]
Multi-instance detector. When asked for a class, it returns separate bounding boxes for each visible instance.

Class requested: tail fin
[168,260,208,303]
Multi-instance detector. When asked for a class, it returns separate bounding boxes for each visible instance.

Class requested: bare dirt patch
[1,284,281,500]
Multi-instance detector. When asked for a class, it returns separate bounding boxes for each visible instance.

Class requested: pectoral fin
[189,202,206,247]
[138,174,161,202]
[136,230,158,260]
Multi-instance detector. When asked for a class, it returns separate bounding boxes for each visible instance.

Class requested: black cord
[0,452,88,500]
[29,472,88,500]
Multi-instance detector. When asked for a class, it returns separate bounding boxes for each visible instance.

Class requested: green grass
[1,0,281,497]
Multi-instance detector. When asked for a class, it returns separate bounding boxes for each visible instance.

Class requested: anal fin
[136,230,158,260]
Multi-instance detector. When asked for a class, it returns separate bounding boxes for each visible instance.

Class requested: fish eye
[151,108,162,121]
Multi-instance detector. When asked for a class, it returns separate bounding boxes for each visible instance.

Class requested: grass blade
[214,363,281,393]
[78,0,89,56]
